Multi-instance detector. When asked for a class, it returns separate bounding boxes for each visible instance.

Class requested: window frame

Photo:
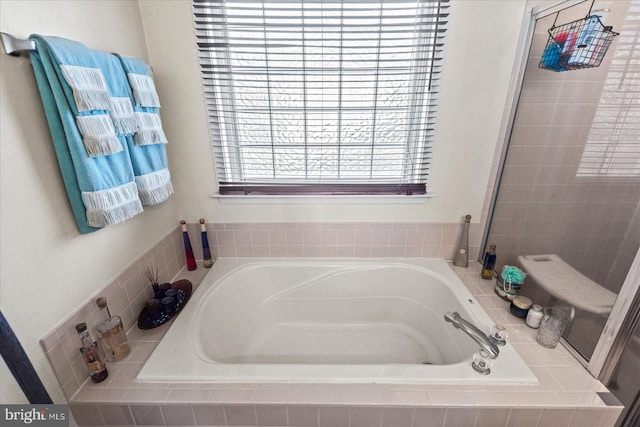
[193,0,450,196]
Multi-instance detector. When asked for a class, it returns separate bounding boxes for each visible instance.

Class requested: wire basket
[539,14,619,72]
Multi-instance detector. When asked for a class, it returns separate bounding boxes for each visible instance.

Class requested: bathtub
[138,258,537,384]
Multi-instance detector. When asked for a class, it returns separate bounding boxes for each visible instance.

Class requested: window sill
[211,194,434,204]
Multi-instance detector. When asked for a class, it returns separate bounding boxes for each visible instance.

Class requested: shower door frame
[482,0,640,381]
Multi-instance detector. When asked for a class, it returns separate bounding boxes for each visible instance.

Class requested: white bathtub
[138,258,537,384]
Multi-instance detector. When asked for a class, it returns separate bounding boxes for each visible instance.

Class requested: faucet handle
[472,350,492,375]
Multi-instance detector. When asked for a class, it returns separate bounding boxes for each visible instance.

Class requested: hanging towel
[115,55,173,205]
[116,55,167,146]
[29,35,143,232]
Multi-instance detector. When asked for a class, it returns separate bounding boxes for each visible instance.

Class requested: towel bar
[1,32,36,56]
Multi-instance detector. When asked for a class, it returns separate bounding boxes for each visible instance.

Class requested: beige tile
[569,408,607,427]
[527,367,562,392]
[341,387,385,405]
[286,230,305,245]
[98,404,134,425]
[599,408,623,427]
[193,404,226,425]
[382,407,414,427]
[124,388,171,403]
[288,405,319,426]
[319,406,350,427]
[471,392,518,407]
[253,388,300,404]
[106,362,141,389]
[224,404,257,426]
[475,408,510,427]
[60,329,85,362]
[126,341,156,363]
[162,404,196,425]
[225,382,260,389]
[554,393,607,407]
[125,325,148,342]
[511,392,562,407]
[427,391,478,406]
[46,344,75,387]
[40,330,60,352]
[354,229,372,245]
[383,390,430,406]
[412,407,446,427]
[295,387,343,404]
[443,408,478,427]
[167,388,212,403]
[350,406,382,427]
[61,376,82,401]
[78,387,131,403]
[210,388,256,404]
[130,404,165,425]
[513,343,572,367]
[70,354,91,386]
[143,321,174,342]
[506,408,543,427]
[252,405,286,426]
[538,408,575,427]
[71,404,104,426]
[545,366,605,393]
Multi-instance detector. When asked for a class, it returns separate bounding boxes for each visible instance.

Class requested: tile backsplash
[40,228,185,401]
[40,221,481,401]
[189,221,483,261]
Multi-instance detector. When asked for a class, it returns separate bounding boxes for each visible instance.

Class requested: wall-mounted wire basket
[539,14,619,72]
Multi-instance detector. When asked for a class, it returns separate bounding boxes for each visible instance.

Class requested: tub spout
[444,311,499,359]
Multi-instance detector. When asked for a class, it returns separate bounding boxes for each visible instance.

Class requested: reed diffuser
[144,267,160,299]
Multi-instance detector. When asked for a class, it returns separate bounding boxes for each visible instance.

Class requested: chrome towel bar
[1,32,36,56]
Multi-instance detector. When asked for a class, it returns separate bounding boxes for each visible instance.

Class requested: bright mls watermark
[1,405,68,426]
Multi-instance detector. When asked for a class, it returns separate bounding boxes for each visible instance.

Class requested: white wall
[139,0,528,224]
[0,0,180,404]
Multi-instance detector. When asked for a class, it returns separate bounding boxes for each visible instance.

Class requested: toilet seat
[517,254,617,315]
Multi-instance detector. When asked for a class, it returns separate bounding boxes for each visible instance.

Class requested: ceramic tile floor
[69,260,623,427]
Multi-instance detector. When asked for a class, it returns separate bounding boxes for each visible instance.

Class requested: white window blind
[577,1,640,178]
[193,0,449,195]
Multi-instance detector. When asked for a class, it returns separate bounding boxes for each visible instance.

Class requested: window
[577,1,640,178]
[193,0,450,195]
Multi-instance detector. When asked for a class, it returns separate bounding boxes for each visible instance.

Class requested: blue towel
[115,55,173,205]
[29,35,143,232]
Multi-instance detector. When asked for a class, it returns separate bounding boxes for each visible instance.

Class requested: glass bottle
[453,214,471,267]
[95,297,130,362]
[200,218,213,268]
[481,244,497,280]
[75,323,108,383]
[180,220,197,271]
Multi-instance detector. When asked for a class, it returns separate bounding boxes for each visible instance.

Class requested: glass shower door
[484,0,640,363]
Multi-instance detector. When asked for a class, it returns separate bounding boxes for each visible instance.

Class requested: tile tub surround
[39,227,188,401]
[186,222,484,261]
[40,222,481,401]
[63,262,621,427]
